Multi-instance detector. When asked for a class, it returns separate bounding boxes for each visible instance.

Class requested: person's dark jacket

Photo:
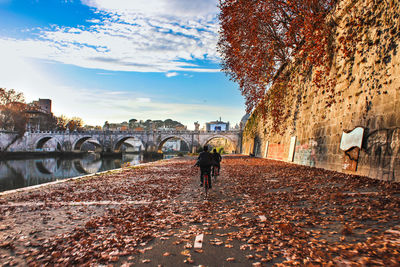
[196,151,214,167]
[212,152,222,166]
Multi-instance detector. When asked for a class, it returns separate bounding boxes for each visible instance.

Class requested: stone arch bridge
[5,130,241,153]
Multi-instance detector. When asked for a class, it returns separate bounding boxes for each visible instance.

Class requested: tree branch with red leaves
[218,0,336,114]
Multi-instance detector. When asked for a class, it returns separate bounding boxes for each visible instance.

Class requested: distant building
[26,99,54,131]
[25,109,51,131]
[83,125,102,131]
[105,119,187,132]
[156,125,187,131]
[32,99,51,113]
[162,139,190,152]
[174,125,187,131]
[162,140,181,152]
[103,121,129,131]
[206,118,230,132]
[134,127,145,131]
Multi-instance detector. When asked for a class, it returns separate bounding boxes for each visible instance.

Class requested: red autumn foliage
[218,0,336,113]
[0,88,29,137]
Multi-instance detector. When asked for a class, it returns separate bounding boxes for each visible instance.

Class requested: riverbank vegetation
[0,88,29,137]
[0,88,87,152]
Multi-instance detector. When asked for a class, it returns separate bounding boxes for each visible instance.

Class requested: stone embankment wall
[242,0,400,181]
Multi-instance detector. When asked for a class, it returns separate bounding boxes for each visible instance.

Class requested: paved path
[0,155,399,266]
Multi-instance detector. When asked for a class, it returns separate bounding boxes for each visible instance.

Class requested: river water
[0,153,169,193]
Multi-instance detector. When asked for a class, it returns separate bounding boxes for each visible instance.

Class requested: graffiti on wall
[294,139,318,167]
[361,127,400,181]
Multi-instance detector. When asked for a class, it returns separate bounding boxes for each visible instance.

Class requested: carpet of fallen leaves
[0,155,400,266]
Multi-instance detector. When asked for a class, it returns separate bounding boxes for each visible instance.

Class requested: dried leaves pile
[0,156,399,266]
[220,157,400,265]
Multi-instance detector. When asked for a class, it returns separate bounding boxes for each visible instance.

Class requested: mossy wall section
[242,0,400,181]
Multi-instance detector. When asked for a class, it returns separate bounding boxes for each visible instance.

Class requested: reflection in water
[0,153,160,192]
[36,161,52,174]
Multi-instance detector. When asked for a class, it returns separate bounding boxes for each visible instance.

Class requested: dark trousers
[212,164,220,176]
[200,165,212,187]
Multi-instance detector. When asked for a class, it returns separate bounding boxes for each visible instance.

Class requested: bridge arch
[157,136,191,153]
[202,135,236,146]
[36,137,62,151]
[23,130,241,154]
[73,137,102,152]
[202,135,237,154]
[114,136,144,153]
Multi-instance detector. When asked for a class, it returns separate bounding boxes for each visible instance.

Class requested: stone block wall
[242,0,400,182]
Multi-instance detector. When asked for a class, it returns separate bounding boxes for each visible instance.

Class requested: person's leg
[200,166,205,186]
[206,166,212,188]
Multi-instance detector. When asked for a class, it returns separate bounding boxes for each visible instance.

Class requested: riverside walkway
[0,155,399,266]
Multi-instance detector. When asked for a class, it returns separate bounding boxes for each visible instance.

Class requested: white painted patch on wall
[340,127,364,151]
[288,136,297,162]
[264,141,269,158]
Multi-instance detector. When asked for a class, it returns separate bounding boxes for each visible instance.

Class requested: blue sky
[0,0,245,129]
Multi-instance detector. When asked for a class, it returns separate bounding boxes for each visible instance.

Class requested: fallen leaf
[184,243,193,249]
[184,257,194,264]
[180,250,191,257]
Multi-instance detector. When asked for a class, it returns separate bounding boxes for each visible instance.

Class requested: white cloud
[0,0,221,73]
[136,97,151,103]
[166,72,178,78]
[0,49,240,129]
[81,0,218,18]
[0,45,58,102]
[0,1,245,128]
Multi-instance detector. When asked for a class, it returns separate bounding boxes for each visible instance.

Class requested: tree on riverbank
[218,0,336,115]
[0,88,81,151]
[0,88,28,134]
[0,88,29,151]
[54,115,84,131]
